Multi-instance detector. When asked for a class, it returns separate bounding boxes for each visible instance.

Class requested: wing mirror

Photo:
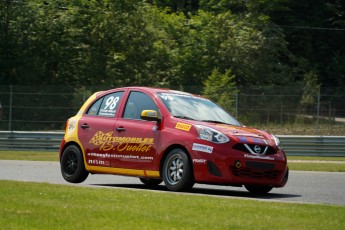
[141,110,161,123]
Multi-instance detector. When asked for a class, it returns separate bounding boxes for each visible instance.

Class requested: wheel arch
[60,141,84,161]
[159,144,194,178]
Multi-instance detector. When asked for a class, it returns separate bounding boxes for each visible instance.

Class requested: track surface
[1,160,345,206]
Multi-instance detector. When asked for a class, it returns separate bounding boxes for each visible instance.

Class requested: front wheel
[244,185,273,195]
[60,145,89,183]
[162,148,194,192]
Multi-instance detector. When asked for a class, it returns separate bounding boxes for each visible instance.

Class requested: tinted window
[158,92,240,126]
[87,98,102,116]
[123,92,159,120]
[87,92,123,117]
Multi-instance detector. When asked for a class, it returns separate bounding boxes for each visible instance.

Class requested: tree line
[1,0,344,112]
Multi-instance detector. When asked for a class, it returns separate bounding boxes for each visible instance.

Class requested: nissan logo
[254,145,261,153]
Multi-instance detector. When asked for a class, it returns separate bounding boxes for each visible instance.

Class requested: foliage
[1,0,345,131]
[0,0,294,88]
[300,71,320,111]
[255,0,345,87]
[203,68,237,113]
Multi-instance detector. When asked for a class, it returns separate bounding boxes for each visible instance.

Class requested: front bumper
[191,146,288,188]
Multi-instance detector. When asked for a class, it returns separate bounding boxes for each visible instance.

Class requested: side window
[123,91,159,120]
[87,98,103,116]
[87,92,123,117]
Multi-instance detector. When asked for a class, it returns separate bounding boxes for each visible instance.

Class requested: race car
[59,87,288,194]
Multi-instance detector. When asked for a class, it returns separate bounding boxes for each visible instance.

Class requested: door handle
[81,123,89,129]
[116,127,126,132]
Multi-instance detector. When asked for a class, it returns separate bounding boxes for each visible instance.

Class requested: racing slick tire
[162,148,194,192]
[60,145,89,183]
[244,185,273,195]
[139,178,163,187]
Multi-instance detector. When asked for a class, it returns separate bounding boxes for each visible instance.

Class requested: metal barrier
[0,131,63,151]
[279,135,345,156]
[0,131,345,156]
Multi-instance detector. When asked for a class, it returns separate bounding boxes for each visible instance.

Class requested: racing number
[104,96,119,110]
[97,92,124,117]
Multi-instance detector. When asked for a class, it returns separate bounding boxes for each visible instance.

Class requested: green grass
[0,150,58,161]
[287,162,345,172]
[287,156,345,172]
[287,156,345,161]
[255,123,345,136]
[0,180,344,230]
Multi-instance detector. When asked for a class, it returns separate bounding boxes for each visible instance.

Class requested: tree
[300,71,321,115]
[203,68,237,113]
[253,0,345,87]
[0,0,37,84]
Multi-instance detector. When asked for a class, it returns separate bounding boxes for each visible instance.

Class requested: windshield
[157,92,241,126]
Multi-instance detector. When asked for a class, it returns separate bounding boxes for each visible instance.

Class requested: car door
[78,91,125,167]
[111,91,161,171]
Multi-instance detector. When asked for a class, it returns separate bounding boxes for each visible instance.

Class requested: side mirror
[141,110,160,123]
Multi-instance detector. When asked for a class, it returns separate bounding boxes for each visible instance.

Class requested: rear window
[87,92,124,117]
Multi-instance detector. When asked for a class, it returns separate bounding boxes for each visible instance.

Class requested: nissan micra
[60,87,288,194]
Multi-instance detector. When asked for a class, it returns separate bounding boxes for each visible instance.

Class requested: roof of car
[100,86,194,96]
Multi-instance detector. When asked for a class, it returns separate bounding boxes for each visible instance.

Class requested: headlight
[272,135,281,147]
[195,125,229,144]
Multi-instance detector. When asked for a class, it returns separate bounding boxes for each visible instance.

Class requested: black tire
[162,148,194,191]
[60,145,89,183]
[139,178,163,187]
[244,185,273,195]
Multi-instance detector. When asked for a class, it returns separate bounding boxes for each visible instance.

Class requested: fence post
[9,85,13,131]
[0,100,2,121]
[316,87,320,135]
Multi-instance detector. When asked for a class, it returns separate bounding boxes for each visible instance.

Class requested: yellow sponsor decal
[89,131,154,152]
[117,143,152,152]
[175,122,192,131]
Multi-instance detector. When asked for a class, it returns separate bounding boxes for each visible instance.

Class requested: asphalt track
[1,160,345,206]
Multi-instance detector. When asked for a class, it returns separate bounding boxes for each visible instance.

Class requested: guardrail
[278,135,345,156]
[0,131,345,156]
[0,131,63,151]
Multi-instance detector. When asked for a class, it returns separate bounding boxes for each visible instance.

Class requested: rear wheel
[139,178,163,187]
[60,145,89,183]
[162,148,194,191]
[244,185,273,195]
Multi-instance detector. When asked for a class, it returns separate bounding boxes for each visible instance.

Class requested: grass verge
[1,180,345,230]
[287,162,345,172]
[0,150,58,162]
[255,123,345,136]
[287,156,345,172]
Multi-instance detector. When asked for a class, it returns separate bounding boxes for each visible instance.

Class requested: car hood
[198,122,276,146]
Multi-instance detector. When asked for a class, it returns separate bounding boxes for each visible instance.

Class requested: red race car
[59,87,288,194]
